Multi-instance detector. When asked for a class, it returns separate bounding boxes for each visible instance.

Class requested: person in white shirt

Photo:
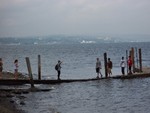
[120,57,125,75]
[96,58,103,78]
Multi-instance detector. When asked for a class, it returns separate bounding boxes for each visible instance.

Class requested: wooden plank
[104,52,108,78]
[25,57,34,88]
[38,55,41,80]
[139,48,142,72]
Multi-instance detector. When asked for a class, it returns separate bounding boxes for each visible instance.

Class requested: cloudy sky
[0,0,150,37]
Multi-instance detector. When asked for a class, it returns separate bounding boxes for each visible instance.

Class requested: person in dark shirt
[55,60,62,80]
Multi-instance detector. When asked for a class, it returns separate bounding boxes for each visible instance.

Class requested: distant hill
[0,34,149,45]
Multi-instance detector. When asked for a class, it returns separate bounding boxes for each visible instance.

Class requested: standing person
[55,60,62,80]
[14,59,19,79]
[128,56,132,74]
[120,57,125,75]
[0,58,3,79]
[95,58,103,78]
[107,58,113,77]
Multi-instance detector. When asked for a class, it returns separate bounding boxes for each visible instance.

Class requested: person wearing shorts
[96,58,103,78]
[107,58,113,77]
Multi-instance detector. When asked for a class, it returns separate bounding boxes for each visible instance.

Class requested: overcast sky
[0,0,150,37]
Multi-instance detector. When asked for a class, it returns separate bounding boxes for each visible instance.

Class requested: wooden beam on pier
[139,48,142,72]
[104,52,108,78]
[131,47,135,73]
[38,55,41,80]
[1,73,150,85]
[25,57,34,88]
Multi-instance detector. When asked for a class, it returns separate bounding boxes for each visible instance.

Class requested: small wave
[0,43,21,45]
[80,40,96,44]
[34,42,38,45]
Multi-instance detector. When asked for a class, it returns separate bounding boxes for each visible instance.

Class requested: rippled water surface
[19,78,150,113]
[0,42,150,79]
[1,42,150,113]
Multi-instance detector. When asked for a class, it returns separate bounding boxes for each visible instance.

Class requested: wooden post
[126,50,128,74]
[38,55,41,80]
[131,47,135,73]
[104,53,108,78]
[26,57,34,88]
[135,47,139,68]
[139,48,142,72]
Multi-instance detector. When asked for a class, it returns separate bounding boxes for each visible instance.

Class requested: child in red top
[128,56,132,74]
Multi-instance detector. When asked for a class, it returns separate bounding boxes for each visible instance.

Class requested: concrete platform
[0,73,150,85]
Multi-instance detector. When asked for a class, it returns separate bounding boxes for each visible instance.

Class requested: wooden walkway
[0,73,150,85]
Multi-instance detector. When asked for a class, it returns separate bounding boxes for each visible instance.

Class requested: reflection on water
[20,78,150,113]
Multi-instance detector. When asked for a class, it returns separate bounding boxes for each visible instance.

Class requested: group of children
[96,56,133,78]
[0,58,19,79]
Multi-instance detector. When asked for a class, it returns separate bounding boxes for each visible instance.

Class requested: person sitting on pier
[128,56,132,74]
[107,58,113,77]
[96,58,103,78]
[55,60,62,80]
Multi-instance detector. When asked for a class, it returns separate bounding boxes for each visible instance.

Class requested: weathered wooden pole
[131,47,135,73]
[129,50,132,57]
[26,57,34,88]
[126,50,128,74]
[135,47,139,68]
[104,52,108,78]
[38,55,41,80]
[139,48,142,72]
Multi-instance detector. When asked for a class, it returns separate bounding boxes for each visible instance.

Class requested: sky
[0,0,150,37]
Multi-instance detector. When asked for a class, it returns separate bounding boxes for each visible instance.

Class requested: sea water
[21,78,150,113]
[0,41,150,113]
[1,42,150,79]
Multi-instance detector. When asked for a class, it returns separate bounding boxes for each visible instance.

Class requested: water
[20,78,150,113]
[0,41,150,113]
[1,42,150,79]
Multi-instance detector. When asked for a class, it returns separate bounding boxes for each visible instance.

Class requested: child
[55,60,62,80]
[128,56,132,74]
[107,58,113,77]
[14,59,19,79]
[120,57,125,75]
